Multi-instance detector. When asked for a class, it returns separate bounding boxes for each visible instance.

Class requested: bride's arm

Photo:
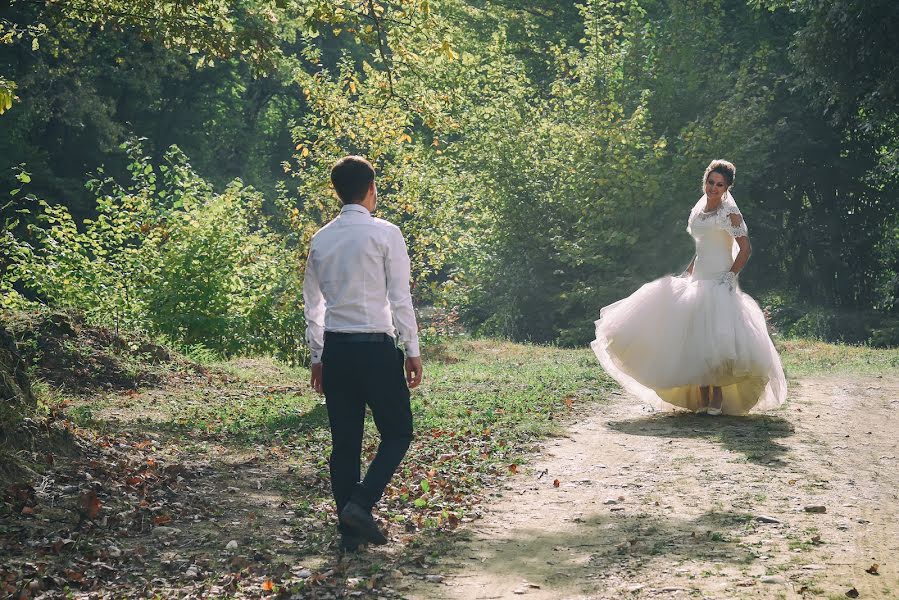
[729,214,752,273]
[686,256,696,275]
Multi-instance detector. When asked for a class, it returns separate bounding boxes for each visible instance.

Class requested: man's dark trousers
[321,332,413,529]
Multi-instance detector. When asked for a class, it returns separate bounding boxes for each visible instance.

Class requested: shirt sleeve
[384,227,420,358]
[302,246,326,364]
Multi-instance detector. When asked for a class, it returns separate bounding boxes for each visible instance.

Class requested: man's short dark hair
[330,155,375,205]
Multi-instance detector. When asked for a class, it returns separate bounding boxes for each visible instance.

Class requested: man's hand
[405,356,423,389]
[310,362,323,394]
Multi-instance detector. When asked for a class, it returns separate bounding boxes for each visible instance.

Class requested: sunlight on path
[410,377,899,600]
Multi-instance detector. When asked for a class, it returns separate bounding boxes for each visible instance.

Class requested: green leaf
[420,479,430,493]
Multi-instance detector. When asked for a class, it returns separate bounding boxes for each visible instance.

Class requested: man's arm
[384,227,423,388]
[303,248,326,392]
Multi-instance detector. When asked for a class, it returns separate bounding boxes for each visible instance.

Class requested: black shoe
[339,502,388,545]
[340,533,364,552]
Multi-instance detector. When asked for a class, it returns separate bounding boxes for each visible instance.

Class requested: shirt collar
[340,203,371,217]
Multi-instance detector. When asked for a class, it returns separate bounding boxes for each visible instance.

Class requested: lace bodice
[686,192,748,279]
[687,194,748,239]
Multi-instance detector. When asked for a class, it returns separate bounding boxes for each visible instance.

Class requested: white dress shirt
[303,203,420,364]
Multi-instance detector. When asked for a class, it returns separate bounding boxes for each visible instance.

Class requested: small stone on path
[151,527,179,538]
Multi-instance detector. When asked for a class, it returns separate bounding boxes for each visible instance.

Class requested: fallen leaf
[64,569,84,583]
[262,579,274,592]
[508,464,518,474]
[865,563,879,575]
[553,479,560,488]
[846,588,859,598]
[80,491,101,519]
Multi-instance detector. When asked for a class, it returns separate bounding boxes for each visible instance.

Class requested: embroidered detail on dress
[722,207,748,238]
[688,198,748,238]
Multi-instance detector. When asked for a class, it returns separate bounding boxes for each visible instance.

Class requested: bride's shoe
[695,406,709,415]
[707,406,722,416]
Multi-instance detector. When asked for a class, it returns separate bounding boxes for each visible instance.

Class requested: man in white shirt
[303,155,423,551]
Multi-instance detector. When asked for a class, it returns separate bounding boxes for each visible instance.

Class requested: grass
[132,333,894,532]
[40,335,899,445]
[777,337,899,377]
[52,337,614,553]
[151,338,612,445]
[415,339,610,434]
[7,333,897,597]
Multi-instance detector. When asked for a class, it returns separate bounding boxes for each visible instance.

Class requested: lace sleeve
[723,209,748,238]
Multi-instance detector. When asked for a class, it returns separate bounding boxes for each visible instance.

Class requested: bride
[591,160,787,415]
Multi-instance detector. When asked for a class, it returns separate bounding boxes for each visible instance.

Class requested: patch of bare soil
[4,311,173,395]
[412,376,899,600]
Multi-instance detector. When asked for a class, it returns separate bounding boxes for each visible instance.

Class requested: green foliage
[2,0,898,352]
[0,77,14,114]
[777,337,899,377]
[455,1,668,344]
[3,142,308,362]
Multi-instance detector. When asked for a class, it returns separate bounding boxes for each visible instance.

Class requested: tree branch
[365,0,395,100]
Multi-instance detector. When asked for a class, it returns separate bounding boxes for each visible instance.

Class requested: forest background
[2,0,898,364]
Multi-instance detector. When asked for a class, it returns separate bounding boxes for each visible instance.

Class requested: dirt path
[411,376,899,599]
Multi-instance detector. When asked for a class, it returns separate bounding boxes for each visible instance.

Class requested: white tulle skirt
[591,275,787,415]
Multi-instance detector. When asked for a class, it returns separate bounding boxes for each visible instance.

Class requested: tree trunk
[1,323,35,409]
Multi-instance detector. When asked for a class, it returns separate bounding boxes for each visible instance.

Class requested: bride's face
[705,172,728,201]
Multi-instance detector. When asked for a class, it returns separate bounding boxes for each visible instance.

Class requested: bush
[761,293,897,347]
[869,318,899,348]
[2,143,309,363]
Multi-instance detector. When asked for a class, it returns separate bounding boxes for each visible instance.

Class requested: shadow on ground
[460,509,757,594]
[605,413,794,467]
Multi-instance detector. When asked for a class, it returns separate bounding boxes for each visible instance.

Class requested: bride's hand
[717,271,737,291]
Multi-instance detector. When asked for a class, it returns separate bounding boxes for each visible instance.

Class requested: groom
[303,155,423,551]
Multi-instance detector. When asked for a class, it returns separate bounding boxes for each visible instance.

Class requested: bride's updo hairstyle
[703,159,736,191]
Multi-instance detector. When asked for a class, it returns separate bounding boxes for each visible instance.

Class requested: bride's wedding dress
[591,192,787,414]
